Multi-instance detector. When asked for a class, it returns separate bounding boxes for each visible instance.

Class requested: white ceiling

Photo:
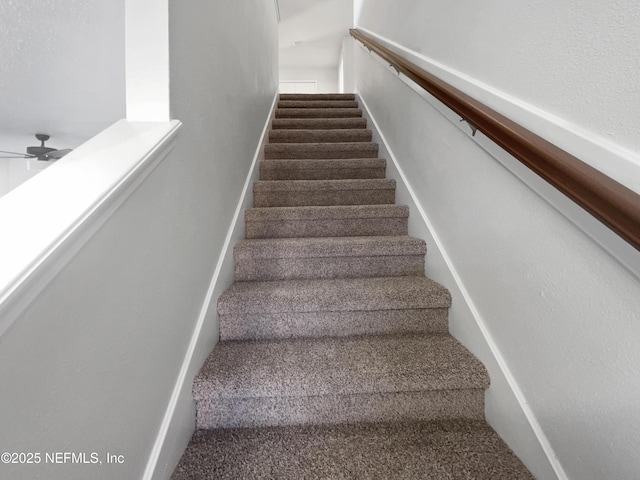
[277,0,354,70]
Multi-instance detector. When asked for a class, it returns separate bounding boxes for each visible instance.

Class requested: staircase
[171,94,533,479]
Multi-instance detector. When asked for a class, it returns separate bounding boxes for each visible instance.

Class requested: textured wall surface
[0,1,278,479]
[0,0,126,142]
[355,2,640,480]
[356,0,640,153]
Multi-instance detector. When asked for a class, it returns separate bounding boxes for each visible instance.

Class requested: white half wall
[353,5,640,480]
[0,1,278,479]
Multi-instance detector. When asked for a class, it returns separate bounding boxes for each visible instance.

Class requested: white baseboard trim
[142,92,279,480]
[358,93,567,480]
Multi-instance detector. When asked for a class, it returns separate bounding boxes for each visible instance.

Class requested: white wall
[339,36,356,93]
[280,67,339,93]
[0,159,8,195]
[355,2,640,480]
[0,0,126,141]
[0,0,126,196]
[356,0,640,155]
[355,0,640,195]
[0,2,278,480]
[154,1,279,477]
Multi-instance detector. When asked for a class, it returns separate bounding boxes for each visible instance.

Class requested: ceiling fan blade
[0,150,35,158]
[43,149,73,159]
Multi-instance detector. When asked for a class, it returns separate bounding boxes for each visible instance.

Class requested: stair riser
[253,189,395,207]
[265,143,379,160]
[275,108,362,118]
[246,217,408,239]
[271,118,367,130]
[260,158,386,181]
[220,308,446,341]
[269,129,372,143]
[260,165,386,180]
[280,93,356,101]
[196,389,485,429]
[234,254,425,281]
[278,101,359,109]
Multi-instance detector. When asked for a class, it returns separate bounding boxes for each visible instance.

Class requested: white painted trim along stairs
[143,93,279,480]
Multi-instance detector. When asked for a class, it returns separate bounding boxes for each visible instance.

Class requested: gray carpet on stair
[253,179,396,207]
[271,117,367,129]
[172,93,534,478]
[269,128,372,143]
[245,204,409,221]
[233,236,426,281]
[193,334,488,429]
[280,93,356,100]
[278,100,359,109]
[217,275,450,314]
[245,204,409,238]
[219,308,449,341]
[234,235,426,259]
[265,141,379,159]
[171,420,534,480]
[275,107,363,118]
[194,334,487,399]
[259,157,386,180]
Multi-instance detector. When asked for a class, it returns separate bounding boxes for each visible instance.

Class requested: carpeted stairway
[171,94,534,479]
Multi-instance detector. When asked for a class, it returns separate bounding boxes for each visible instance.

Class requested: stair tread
[271,117,367,129]
[254,178,395,192]
[234,235,426,259]
[259,158,386,180]
[195,333,488,400]
[265,142,378,160]
[266,141,377,149]
[171,420,534,480]
[269,128,372,143]
[260,157,387,168]
[278,100,359,108]
[246,204,409,221]
[275,108,363,118]
[260,157,385,165]
[218,275,450,314]
[279,93,356,101]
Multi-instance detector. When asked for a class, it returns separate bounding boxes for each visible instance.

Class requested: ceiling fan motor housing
[27,133,56,159]
[26,146,56,156]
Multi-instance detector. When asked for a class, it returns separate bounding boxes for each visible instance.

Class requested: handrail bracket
[460,118,478,137]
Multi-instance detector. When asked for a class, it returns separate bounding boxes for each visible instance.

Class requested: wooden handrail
[350,28,640,252]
